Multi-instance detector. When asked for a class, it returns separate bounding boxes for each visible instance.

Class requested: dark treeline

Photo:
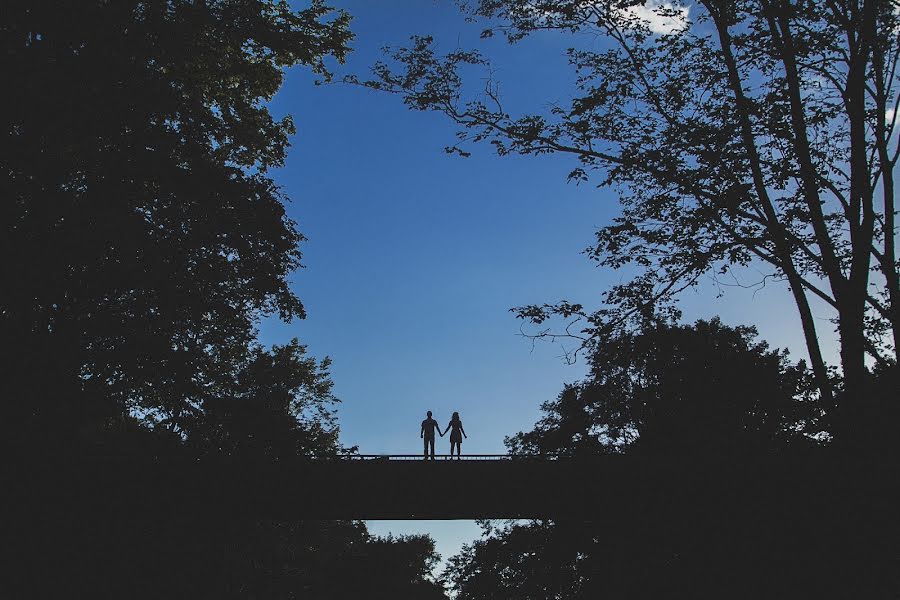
[2,2,445,598]
[443,319,897,597]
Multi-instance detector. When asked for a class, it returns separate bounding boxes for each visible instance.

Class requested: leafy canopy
[1,0,351,448]
[506,317,821,456]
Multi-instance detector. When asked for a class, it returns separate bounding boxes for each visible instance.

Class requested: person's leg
[423,436,428,459]
[428,436,435,460]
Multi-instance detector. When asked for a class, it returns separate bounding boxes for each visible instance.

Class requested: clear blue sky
[259,0,840,571]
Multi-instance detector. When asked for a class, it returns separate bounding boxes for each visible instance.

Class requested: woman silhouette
[442,412,467,459]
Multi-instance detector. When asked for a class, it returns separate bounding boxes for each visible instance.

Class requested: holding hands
[420,411,466,458]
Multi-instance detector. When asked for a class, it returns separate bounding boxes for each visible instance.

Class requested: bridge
[16,453,896,521]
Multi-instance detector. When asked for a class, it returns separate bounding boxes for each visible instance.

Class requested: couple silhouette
[420,411,466,460]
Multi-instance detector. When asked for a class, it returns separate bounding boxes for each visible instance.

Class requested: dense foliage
[1,0,351,449]
[507,318,822,456]
[2,3,448,597]
[444,319,891,598]
[17,515,447,599]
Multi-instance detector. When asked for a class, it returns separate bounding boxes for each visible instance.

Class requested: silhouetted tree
[446,521,585,600]
[447,513,866,599]
[1,0,351,448]
[2,4,449,598]
[444,320,889,598]
[207,526,446,599]
[188,339,342,459]
[359,0,900,442]
[506,317,822,456]
[331,534,449,599]
[18,513,448,599]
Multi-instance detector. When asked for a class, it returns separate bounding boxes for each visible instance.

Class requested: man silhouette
[420,411,440,460]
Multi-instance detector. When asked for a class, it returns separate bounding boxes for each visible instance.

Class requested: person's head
[452,411,459,421]
[427,411,432,418]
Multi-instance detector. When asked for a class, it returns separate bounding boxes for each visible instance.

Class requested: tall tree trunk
[706,2,835,406]
[878,141,900,363]
[839,0,878,444]
[870,4,900,363]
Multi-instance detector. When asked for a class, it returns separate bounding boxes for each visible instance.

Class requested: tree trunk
[706,2,835,405]
[837,298,870,445]
[838,0,878,445]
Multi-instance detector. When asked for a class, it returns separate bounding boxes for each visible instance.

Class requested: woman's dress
[449,421,463,444]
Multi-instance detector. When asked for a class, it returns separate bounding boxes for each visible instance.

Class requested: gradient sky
[259,0,841,570]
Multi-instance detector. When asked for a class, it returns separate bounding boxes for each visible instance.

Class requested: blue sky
[260,0,840,571]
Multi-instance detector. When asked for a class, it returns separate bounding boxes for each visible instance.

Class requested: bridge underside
[15,455,897,521]
[8,454,896,599]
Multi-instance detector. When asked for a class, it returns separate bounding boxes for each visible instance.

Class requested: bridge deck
[336,454,552,461]
[13,453,897,520]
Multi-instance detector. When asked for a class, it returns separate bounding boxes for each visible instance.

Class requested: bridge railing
[335,454,561,461]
